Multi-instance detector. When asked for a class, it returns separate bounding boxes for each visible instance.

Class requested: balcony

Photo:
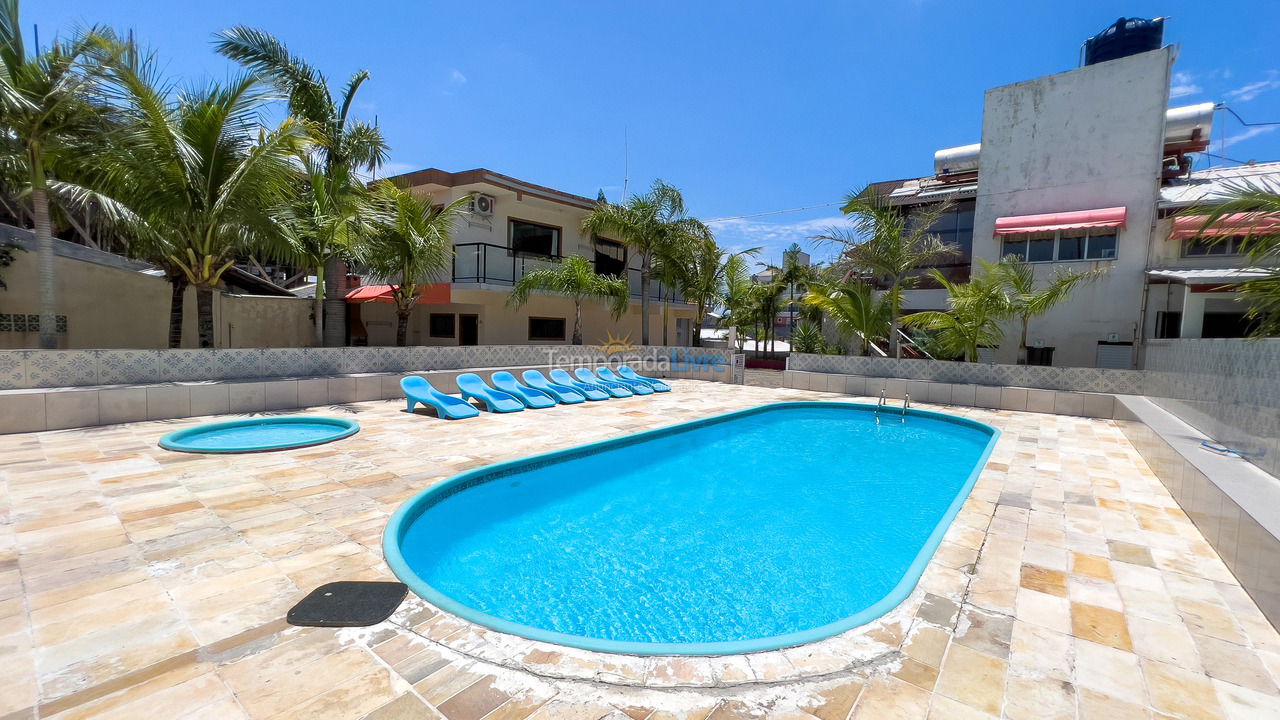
[451,242,687,303]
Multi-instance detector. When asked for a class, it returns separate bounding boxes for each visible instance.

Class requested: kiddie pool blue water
[384,402,998,655]
[159,416,359,453]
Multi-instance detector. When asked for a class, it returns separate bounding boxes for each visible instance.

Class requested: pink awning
[1170,213,1280,241]
[344,283,451,305]
[994,207,1127,236]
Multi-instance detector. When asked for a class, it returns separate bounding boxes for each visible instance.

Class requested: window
[429,313,455,338]
[1183,235,1245,257]
[509,219,560,257]
[593,237,627,276]
[1000,230,1118,263]
[528,317,566,341]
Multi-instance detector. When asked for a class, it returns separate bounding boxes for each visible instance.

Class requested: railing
[451,242,686,302]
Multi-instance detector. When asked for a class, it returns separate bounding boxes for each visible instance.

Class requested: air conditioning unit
[469,193,495,216]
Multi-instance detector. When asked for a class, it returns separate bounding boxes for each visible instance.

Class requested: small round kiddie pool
[159,417,359,453]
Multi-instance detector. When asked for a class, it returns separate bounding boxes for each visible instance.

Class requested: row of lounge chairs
[400,366,671,419]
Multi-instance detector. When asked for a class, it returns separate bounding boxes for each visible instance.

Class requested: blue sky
[32,1,1280,267]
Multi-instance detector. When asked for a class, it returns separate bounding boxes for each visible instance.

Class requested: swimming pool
[384,402,998,655]
[159,417,360,453]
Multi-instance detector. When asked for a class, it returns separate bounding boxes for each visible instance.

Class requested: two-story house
[348,168,696,347]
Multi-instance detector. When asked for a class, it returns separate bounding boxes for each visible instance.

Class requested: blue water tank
[1083,17,1164,66]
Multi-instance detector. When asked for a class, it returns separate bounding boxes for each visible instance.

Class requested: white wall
[972,48,1172,367]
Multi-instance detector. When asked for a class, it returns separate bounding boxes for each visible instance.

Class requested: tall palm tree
[362,182,464,346]
[769,242,815,336]
[1180,181,1280,338]
[903,268,1011,362]
[278,157,375,345]
[990,256,1102,363]
[0,2,112,348]
[719,249,757,352]
[99,68,307,347]
[581,179,711,345]
[802,280,891,356]
[681,241,759,347]
[817,185,957,358]
[216,26,388,346]
[750,278,786,358]
[507,255,629,345]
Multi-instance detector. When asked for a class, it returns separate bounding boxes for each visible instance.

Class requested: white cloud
[1221,125,1278,149]
[1169,72,1202,99]
[708,214,852,262]
[1227,71,1280,102]
[448,69,468,85]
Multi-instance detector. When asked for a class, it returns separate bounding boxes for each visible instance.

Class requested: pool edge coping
[381,400,1001,656]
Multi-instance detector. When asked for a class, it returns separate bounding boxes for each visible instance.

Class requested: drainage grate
[286,581,408,627]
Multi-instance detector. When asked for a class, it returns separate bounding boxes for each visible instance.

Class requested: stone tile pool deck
[1,381,1278,719]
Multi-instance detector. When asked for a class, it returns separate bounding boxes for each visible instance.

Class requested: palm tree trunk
[639,255,651,346]
[693,302,704,347]
[395,309,409,347]
[168,275,187,348]
[196,285,216,348]
[662,293,669,346]
[32,186,57,350]
[322,259,346,347]
[313,266,324,346]
[572,300,583,345]
[1018,315,1030,365]
[888,280,901,359]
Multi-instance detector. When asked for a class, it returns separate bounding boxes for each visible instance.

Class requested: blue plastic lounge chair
[522,370,587,404]
[401,376,480,419]
[573,367,634,397]
[491,371,556,409]
[456,373,525,413]
[595,366,654,395]
[617,365,672,392]
[548,369,613,401]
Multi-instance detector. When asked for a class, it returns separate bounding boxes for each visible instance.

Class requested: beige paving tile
[934,643,1006,716]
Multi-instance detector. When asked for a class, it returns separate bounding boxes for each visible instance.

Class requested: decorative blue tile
[23,350,99,387]
[97,350,161,385]
[262,348,312,378]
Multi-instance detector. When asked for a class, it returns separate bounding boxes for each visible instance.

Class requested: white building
[873,44,1278,369]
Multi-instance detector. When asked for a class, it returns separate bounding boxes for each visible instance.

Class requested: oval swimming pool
[159,417,360,453]
[384,402,998,655]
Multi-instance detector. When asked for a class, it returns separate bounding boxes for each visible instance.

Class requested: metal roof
[1146,268,1272,283]
[1160,162,1280,209]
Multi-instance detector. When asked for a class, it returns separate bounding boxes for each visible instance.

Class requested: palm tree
[902,268,1011,362]
[990,256,1102,363]
[362,182,465,346]
[802,280,891,356]
[682,241,759,347]
[719,250,757,352]
[1179,182,1280,338]
[507,255,629,345]
[279,157,375,345]
[769,242,815,336]
[581,179,711,345]
[216,26,388,346]
[817,185,957,358]
[99,68,307,347]
[750,278,786,358]
[0,2,112,348]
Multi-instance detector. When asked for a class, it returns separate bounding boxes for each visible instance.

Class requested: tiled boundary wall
[781,370,1123,418]
[0,346,738,433]
[1144,339,1280,478]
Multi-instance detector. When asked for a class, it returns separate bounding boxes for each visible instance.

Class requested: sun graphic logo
[593,330,636,356]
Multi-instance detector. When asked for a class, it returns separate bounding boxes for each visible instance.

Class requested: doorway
[459,314,479,346]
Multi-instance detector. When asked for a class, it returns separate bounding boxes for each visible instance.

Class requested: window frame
[1182,234,1245,258]
[527,316,566,342]
[507,218,562,258]
[999,228,1120,264]
[428,313,456,339]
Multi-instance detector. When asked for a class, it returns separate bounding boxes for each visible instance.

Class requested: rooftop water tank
[1083,17,1164,66]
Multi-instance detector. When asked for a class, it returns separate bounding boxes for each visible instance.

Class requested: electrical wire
[1218,104,1280,127]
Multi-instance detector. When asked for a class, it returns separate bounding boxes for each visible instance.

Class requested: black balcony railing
[451,242,686,303]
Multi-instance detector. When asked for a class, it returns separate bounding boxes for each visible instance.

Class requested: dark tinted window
[1058,236,1085,261]
[1086,233,1117,259]
[528,317,565,341]
[429,313,455,338]
[510,220,560,257]
[1028,236,1055,262]
[593,237,627,276]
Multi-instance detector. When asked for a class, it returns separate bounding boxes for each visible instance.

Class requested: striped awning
[994,207,1126,235]
[1170,213,1280,240]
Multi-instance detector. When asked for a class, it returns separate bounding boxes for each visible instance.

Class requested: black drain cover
[287,581,408,627]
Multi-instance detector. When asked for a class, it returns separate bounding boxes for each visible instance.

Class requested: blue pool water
[386,402,997,654]
[159,417,359,453]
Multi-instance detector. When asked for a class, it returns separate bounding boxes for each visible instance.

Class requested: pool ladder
[875,390,910,424]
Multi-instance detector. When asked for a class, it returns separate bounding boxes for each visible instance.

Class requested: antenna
[621,126,629,203]
[32,23,38,52]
